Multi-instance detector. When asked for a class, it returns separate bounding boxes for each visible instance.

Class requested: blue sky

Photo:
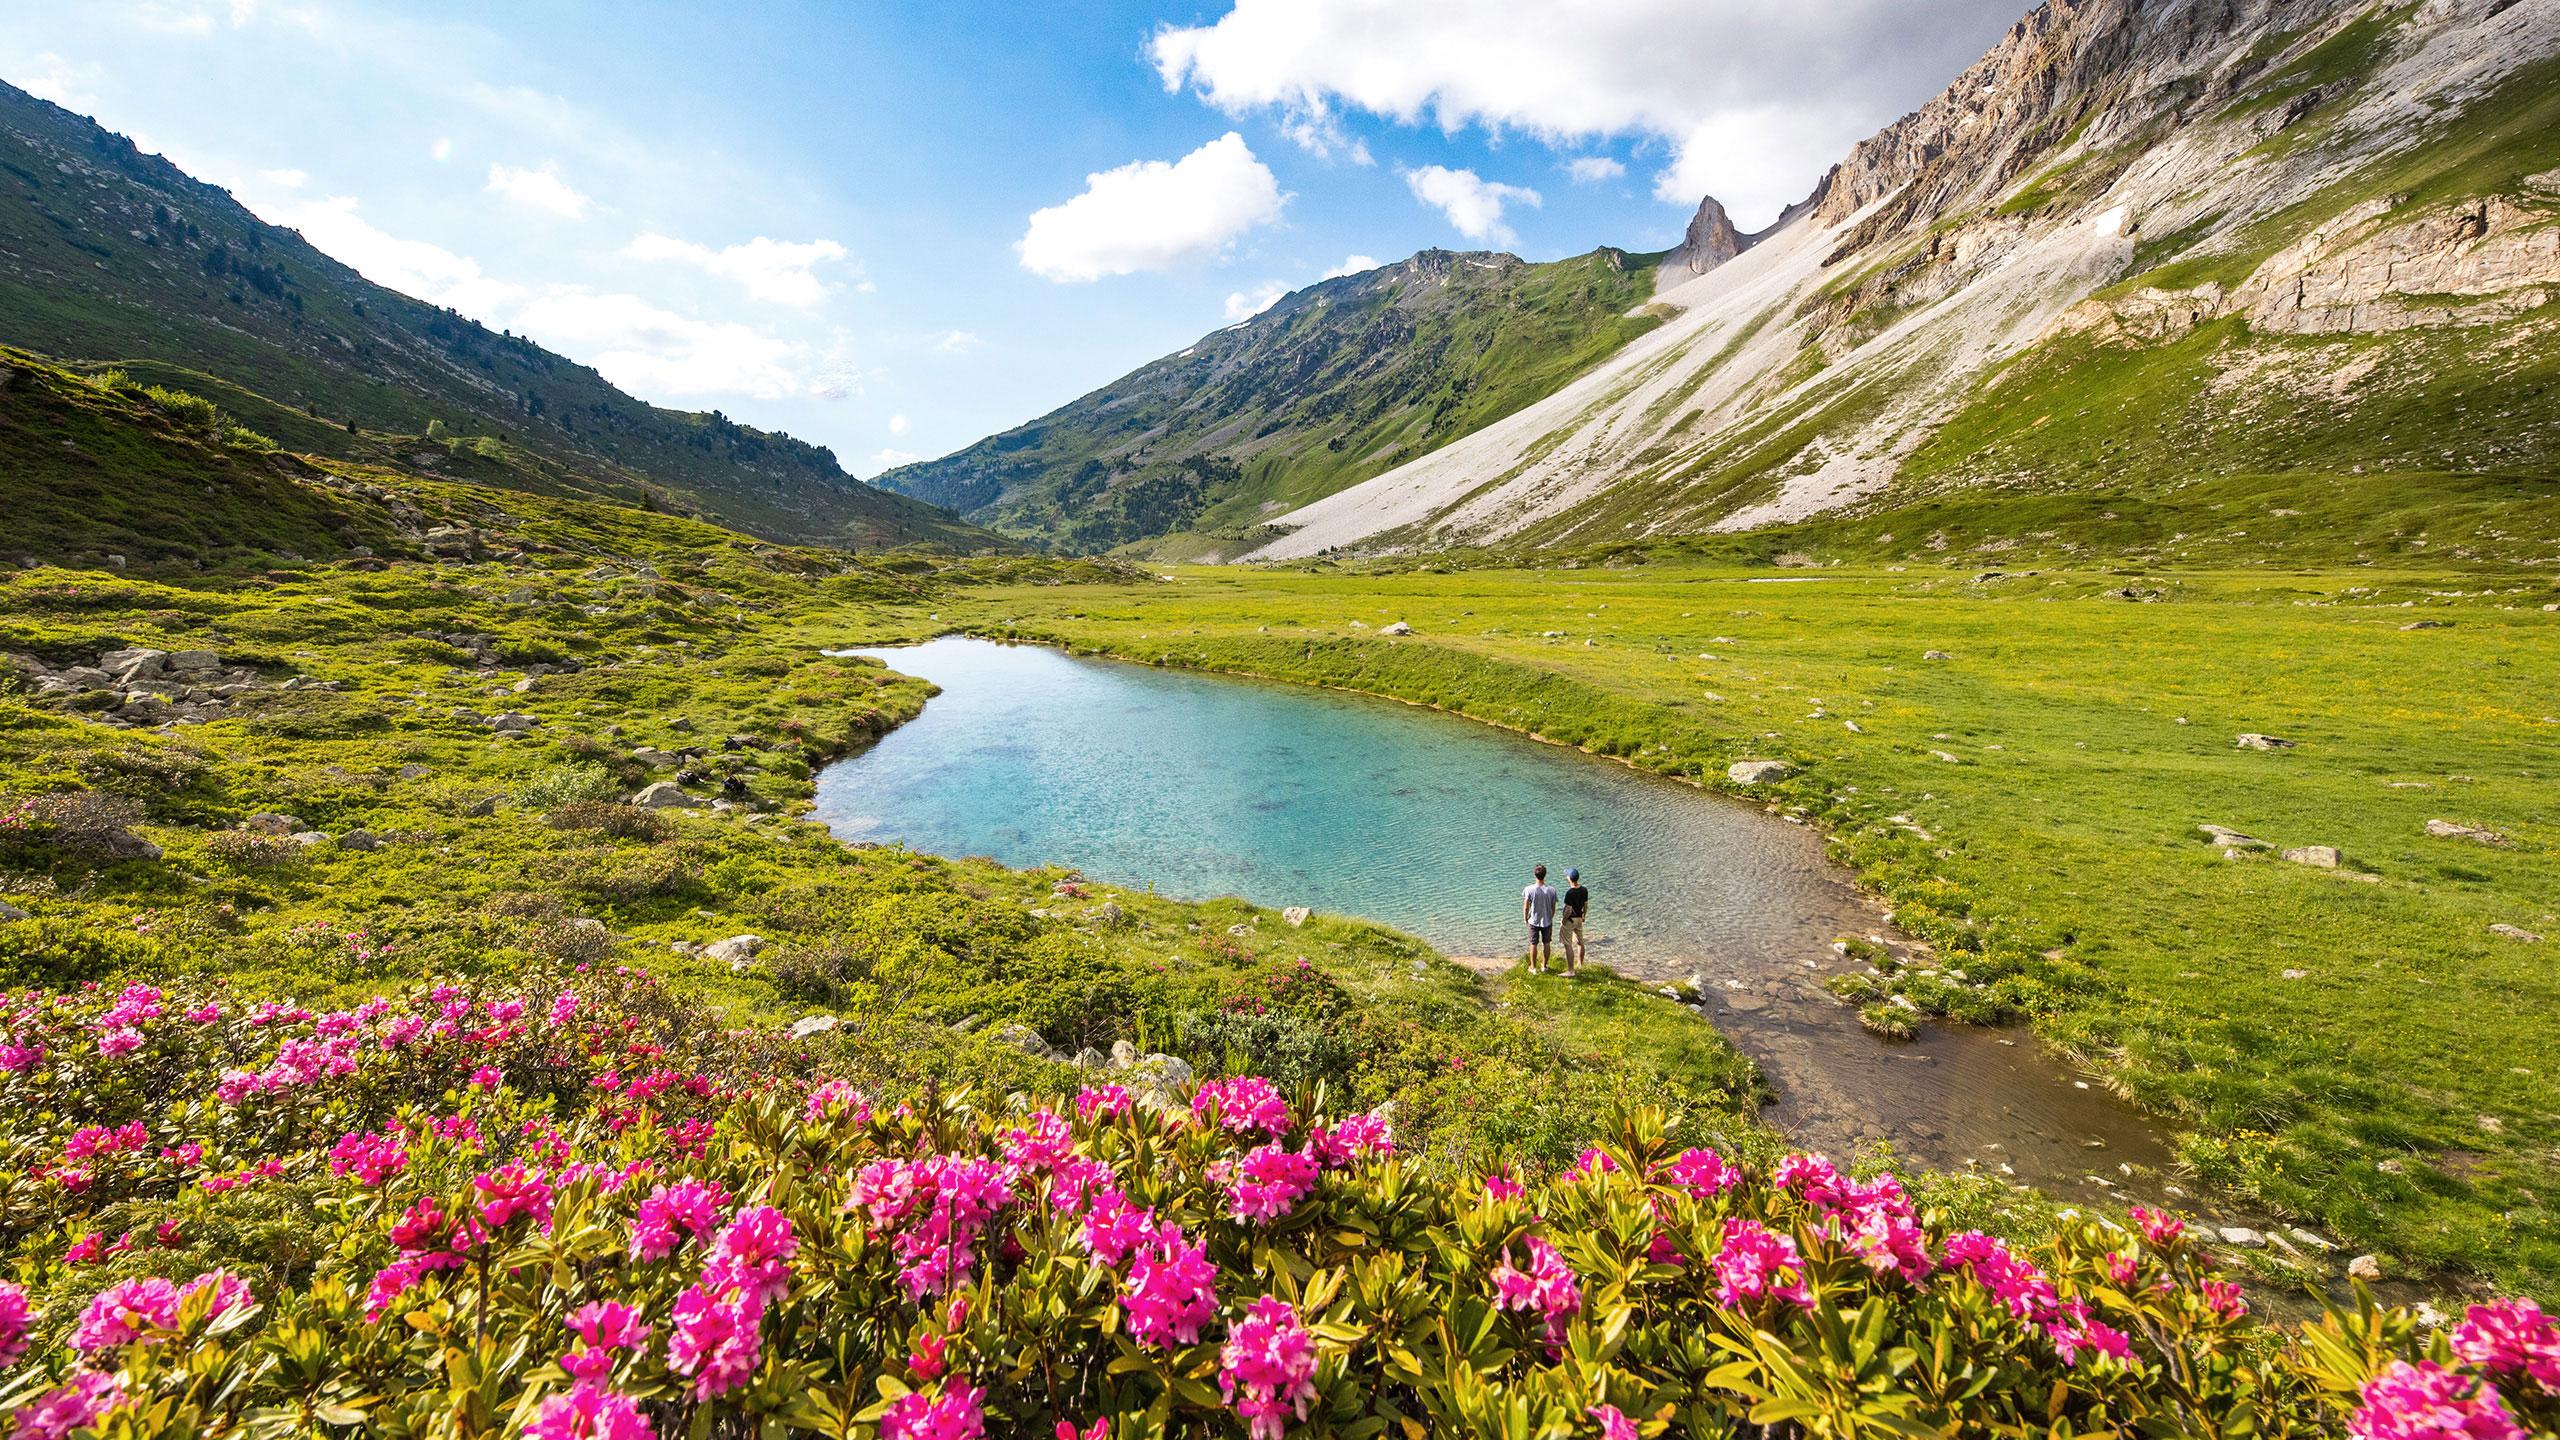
[2,0,2024,475]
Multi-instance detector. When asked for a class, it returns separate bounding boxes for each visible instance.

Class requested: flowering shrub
[0,971,2549,1438]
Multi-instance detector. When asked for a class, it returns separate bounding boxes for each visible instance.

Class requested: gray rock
[2488,923,2543,943]
[1727,759,1793,785]
[666,717,695,733]
[950,1014,985,1034]
[2197,824,2273,850]
[1282,906,1312,927]
[631,747,679,769]
[287,831,331,847]
[632,782,705,810]
[0,902,27,922]
[2235,733,2296,750]
[461,795,499,818]
[243,812,304,836]
[2424,818,2510,846]
[397,763,431,780]
[1072,1046,1107,1070]
[2348,1254,2382,1282]
[989,1023,1060,1062]
[1110,1039,1138,1069]
[704,934,764,967]
[336,829,383,852]
[1922,650,1952,660]
[2281,845,2341,868]
[1095,902,1123,926]
[97,648,168,680]
[2216,1226,2265,1248]
[166,650,221,673]
[2399,620,2452,630]
[487,712,537,734]
[1380,621,1413,636]
[1928,749,1966,764]
[789,1014,839,1039]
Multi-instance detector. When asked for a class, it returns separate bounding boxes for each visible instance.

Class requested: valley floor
[937,561,2560,1293]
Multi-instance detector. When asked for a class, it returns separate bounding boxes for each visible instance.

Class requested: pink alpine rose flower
[881,1381,986,1440]
[1220,1296,1319,1440]
[2351,1360,2523,1440]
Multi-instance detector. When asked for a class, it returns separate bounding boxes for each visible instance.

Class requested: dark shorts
[1528,924,1553,943]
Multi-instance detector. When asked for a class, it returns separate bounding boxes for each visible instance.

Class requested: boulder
[2281,845,2341,868]
[166,650,221,673]
[2399,619,2451,630]
[1282,906,1312,927]
[97,648,168,680]
[487,712,538,734]
[704,935,764,967]
[2235,733,2296,750]
[1109,1039,1139,1069]
[1929,749,1966,764]
[1922,650,1952,660]
[789,1014,839,1039]
[1072,1046,1107,1070]
[2216,1227,2265,1248]
[396,764,431,780]
[989,1023,1060,1062]
[1727,759,1793,785]
[631,748,679,769]
[2197,824,2273,850]
[288,831,331,847]
[2488,923,2543,943]
[2348,1254,2383,1282]
[2424,818,2510,846]
[337,829,384,852]
[1380,621,1413,636]
[632,782,705,810]
[243,812,304,836]
[0,902,27,922]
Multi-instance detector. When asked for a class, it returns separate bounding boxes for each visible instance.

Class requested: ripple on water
[818,637,2175,1198]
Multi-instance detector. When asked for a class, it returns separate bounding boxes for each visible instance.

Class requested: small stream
[815,637,2177,1203]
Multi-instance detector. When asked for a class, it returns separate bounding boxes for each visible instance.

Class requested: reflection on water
[816,637,2176,1201]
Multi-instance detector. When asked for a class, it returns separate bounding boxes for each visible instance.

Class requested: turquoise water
[816,637,2174,1195]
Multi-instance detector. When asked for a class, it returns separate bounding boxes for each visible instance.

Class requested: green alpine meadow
[1,0,2556,1436]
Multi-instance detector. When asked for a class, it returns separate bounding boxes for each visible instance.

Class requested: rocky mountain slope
[0,82,987,553]
[1244,0,2560,563]
[874,248,1663,556]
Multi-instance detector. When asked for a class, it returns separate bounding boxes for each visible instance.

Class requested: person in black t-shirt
[1558,868,1589,976]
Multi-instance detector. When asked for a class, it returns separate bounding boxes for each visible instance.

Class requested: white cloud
[868,448,921,473]
[257,167,308,190]
[1321,254,1378,279]
[1403,166,1539,246]
[1223,281,1289,322]
[17,52,98,109]
[936,330,981,354]
[510,289,817,401]
[267,195,527,315]
[430,136,454,162]
[1017,132,1285,283]
[1150,0,2025,227]
[622,232,852,307]
[1565,156,1625,184]
[887,414,911,436]
[485,162,590,220]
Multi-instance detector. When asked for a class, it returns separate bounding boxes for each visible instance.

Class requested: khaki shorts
[1559,915,1585,945]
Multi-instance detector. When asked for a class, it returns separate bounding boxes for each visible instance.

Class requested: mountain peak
[1658,195,1750,289]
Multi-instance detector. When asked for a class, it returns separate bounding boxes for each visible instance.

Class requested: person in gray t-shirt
[1522,863,1559,973]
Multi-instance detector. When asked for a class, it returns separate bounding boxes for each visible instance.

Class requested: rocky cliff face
[1242,0,2560,562]
[1656,196,1751,291]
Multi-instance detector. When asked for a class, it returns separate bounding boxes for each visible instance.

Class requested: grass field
[932,561,2560,1292]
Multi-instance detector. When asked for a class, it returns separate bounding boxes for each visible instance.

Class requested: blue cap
[1567,868,1580,881]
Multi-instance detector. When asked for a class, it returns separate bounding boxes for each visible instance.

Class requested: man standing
[1559,868,1589,977]
[1522,864,1559,974]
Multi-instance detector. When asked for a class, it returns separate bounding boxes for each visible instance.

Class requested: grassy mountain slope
[0,81,986,552]
[1246,0,2560,565]
[875,248,1663,556]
